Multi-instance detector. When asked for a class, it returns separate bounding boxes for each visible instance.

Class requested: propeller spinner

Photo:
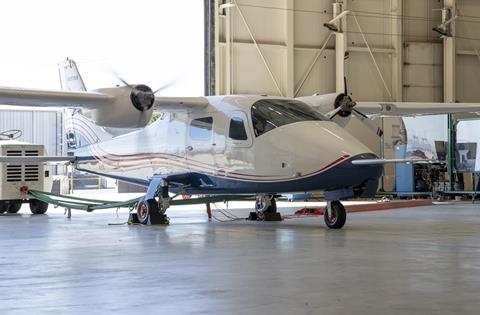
[130,84,155,112]
[114,73,177,112]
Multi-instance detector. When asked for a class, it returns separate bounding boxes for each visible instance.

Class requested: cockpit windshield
[251,99,327,137]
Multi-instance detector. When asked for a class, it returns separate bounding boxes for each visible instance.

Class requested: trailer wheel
[0,202,8,214]
[29,199,49,214]
[6,202,22,214]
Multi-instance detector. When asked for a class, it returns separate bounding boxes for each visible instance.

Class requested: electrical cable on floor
[213,203,242,220]
[210,202,245,222]
[107,222,129,226]
[214,203,239,219]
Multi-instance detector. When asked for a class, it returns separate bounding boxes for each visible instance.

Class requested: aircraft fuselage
[73,95,383,197]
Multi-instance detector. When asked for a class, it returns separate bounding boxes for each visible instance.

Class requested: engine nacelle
[81,86,154,128]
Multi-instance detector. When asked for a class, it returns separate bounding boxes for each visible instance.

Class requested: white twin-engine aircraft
[1,58,480,228]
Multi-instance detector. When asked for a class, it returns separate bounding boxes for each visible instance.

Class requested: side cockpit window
[229,117,248,140]
[190,117,213,141]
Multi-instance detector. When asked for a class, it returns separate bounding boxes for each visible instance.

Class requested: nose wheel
[324,201,346,229]
[248,194,282,221]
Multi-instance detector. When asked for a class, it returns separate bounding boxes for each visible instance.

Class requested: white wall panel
[0,110,63,156]
[404,42,443,102]
[294,48,335,96]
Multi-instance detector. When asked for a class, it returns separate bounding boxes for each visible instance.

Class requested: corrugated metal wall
[0,109,63,157]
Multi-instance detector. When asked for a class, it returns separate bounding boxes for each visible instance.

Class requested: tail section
[58,58,87,92]
[58,58,113,150]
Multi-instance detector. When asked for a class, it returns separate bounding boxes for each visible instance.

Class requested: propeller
[325,77,356,119]
[326,77,384,137]
[112,73,177,112]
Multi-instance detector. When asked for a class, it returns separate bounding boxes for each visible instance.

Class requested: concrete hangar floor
[1,196,479,314]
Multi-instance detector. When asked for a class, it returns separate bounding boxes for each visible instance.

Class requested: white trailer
[0,140,52,214]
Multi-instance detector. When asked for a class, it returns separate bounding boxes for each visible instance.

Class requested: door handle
[186,145,193,151]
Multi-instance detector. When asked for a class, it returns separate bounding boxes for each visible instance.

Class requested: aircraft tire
[6,202,22,214]
[324,200,346,229]
[136,199,159,225]
[29,199,49,214]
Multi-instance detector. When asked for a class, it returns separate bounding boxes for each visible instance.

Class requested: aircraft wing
[356,102,480,117]
[0,86,113,109]
[154,97,209,110]
[0,87,209,111]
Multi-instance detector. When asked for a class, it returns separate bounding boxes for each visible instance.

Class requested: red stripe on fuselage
[80,144,352,182]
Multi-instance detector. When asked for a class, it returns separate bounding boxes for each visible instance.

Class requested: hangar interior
[2,1,480,314]
[213,0,480,193]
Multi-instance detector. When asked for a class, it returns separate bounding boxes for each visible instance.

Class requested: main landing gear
[248,194,282,221]
[133,179,170,225]
[324,200,346,229]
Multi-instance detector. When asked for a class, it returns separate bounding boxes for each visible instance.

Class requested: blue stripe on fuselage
[180,153,382,194]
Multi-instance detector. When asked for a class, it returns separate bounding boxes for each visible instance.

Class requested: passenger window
[229,117,248,140]
[190,117,213,141]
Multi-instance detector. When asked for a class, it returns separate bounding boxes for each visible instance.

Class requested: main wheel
[6,202,22,214]
[29,199,49,214]
[324,201,346,229]
[0,202,8,214]
[136,199,160,225]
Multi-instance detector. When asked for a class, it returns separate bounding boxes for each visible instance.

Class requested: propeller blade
[344,76,348,96]
[117,76,132,88]
[352,109,384,137]
[153,79,178,94]
[325,106,343,120]
[352,108,368,119]
[106,66,132,88]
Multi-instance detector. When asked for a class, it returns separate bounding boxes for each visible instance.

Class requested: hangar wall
[0,109,63,157]
[214,0,480,190]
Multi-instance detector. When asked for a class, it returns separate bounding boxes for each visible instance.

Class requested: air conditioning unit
[0,140,53,214]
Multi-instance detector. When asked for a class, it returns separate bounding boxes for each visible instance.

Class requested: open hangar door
[0,1,206,193]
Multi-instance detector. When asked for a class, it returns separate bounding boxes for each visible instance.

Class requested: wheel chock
[148,212,170,225]
[264,212,282,221]
[246,212,282,221]
[128,213,140,224]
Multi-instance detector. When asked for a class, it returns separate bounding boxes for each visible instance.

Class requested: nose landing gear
[324,200,346,229]
[248,194,282,221]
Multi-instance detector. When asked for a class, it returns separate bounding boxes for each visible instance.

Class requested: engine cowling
[81,85,155,128]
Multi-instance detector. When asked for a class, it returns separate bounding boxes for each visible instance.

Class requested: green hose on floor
[28,190,252,212]
[28,190,141,212]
